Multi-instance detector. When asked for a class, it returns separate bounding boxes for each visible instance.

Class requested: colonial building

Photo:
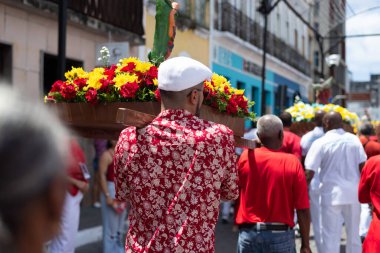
[0,0,144,100]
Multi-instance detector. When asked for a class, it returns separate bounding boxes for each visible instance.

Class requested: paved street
[75,206,348,253]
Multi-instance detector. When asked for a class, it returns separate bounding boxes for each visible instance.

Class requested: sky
[346,0,380,81]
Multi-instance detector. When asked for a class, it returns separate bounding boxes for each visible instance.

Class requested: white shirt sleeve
[300,132,311,156]
[305,139,322,172]
[357,139,367,164]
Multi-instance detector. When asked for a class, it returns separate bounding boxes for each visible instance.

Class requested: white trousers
[320,203,361,253]
[359,204,372,237]
[49,191,83,253]
[309,190,322,253]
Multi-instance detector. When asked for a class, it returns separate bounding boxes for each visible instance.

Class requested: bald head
[314,110,326,127]
[257,115,284,149]
[323,111,343,131]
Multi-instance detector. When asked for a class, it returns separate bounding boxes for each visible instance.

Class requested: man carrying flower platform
[300,110,326,253]
[305,112,367,253]
[113,57,239,252]
[279,111,302,160]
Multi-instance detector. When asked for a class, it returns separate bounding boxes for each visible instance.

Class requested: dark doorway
[43,53,83,94]
[0,43,12,84]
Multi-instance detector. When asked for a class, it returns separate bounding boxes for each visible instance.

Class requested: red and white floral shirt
[114,109,239,253]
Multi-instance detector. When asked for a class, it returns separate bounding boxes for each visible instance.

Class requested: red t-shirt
[359,155,380,252]
[279,129,302,160]
[236,147,309,227]
[106,162,115,182]
[67,139,87,196]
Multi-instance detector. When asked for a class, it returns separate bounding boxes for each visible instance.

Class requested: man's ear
[189,90,198,105]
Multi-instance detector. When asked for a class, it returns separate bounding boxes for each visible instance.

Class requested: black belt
[239,223,291,231]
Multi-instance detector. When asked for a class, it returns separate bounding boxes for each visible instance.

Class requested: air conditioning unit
[96,42,130,66]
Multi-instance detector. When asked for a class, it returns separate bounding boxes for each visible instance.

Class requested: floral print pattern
[114,109,239,252]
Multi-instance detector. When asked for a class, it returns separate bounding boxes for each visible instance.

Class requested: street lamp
[325,54,341,67]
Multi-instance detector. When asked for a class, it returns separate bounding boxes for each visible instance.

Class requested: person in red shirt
[49,138,89,253]
[359,155,380,252]
[236,114,311,253]
[279,111,302,160]
[114,57,239,252]
[359,123,380,159]
[99,140,127,253]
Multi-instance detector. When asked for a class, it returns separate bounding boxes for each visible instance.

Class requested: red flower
[120,82,139,99]
[226,100,238,114]
[155,89,161,101]
[104,65,117,80]
[99,78,114,92]
[121,62,136,73]
[147,66,158,78]
[60,84,77,100]
[231,94,248,110]
[223,85,231,95]
[51,80,64,92]
[85,88,97,104]
[74,78,87,90]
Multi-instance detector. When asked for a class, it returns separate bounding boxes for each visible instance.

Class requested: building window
[286,21,290,44]
[237,81,245,90]
[276,12,281,36]
[43,53,83,95]
[314,51,320,67]
[302,35,305,56]
[0,43,12,85]
[294,29,298,51]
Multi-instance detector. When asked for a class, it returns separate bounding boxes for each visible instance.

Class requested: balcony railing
[218,1,311,76]
[23,0,144,36]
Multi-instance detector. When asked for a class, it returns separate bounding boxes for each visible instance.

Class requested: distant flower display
[286,101,359,129]
[47,58,256,121]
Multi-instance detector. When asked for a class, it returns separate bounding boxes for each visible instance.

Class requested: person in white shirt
[305,112,367,253]
[300,110,325,253]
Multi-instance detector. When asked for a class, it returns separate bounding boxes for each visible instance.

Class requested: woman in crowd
[0,86,69,253]
[99,140,127,253]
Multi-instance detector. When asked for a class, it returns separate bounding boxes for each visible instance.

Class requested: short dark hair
[279,111,292,127]
[359,123,374,136]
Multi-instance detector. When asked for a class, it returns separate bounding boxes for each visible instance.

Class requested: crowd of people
[0,56,380,253]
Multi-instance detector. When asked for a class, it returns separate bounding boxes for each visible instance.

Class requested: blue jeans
[237,228,296,253]
[100,181,127,253]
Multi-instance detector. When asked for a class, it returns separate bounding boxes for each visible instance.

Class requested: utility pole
[257,0,280,116]
[58,0,68,80]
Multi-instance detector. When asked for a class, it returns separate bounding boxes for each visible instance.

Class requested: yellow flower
[234,89,245,95]
[153,78,158,86]
[65,67,88,81]
[119,57,139,66]
[86,68,106,90]
[204,81,215,91]
[135,61,153,73]
[113,73,139,89]
[212,73,229,89]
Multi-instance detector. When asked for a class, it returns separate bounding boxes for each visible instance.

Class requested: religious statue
[312,76,334,105]
[148,0,179,66]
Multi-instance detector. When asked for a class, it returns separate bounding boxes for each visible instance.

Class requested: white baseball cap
[158,57,212,91]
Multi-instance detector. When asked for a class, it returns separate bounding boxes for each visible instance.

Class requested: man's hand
[106,196,114,206]
[300,246,312,253]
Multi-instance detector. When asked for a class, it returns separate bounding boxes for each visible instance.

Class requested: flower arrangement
[286,101,359,128]
[47,58,256,121]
